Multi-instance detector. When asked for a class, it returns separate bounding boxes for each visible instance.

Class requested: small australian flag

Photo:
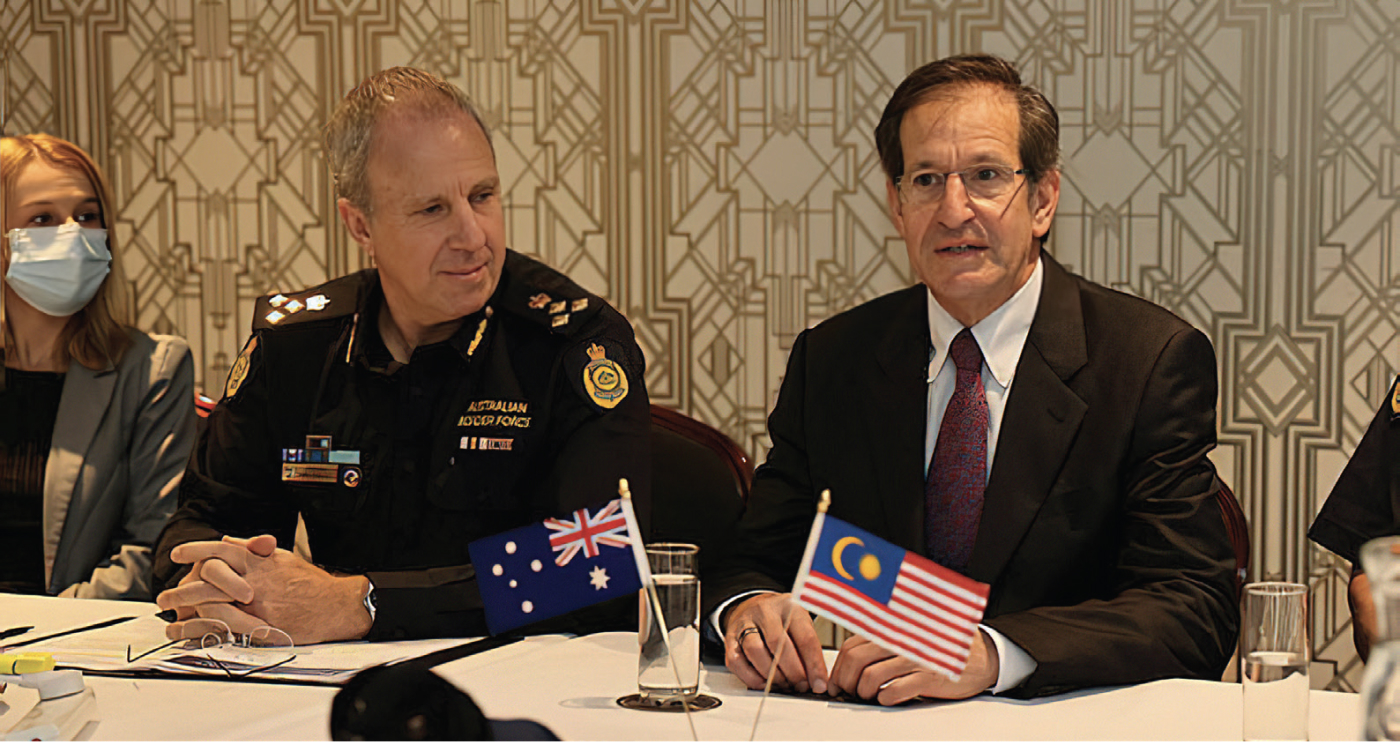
[468,498,643,635]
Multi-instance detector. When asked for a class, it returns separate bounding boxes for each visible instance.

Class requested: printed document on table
[17,613,483,683]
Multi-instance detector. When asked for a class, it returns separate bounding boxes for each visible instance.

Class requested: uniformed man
[1310,376,1400,660]
[152,67,650,643]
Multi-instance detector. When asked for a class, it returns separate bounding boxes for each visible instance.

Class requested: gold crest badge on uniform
[225,336,258,399]
[1391,375,1400,422]
[582,342,629,409]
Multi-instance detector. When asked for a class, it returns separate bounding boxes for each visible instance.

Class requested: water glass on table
[1359,535,1400,740]
[637,543,700,702]
[1242,581,1309,741]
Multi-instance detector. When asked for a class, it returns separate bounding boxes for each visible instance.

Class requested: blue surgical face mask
[4,223,112,317]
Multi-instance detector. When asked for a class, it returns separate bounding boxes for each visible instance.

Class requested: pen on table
[1,615,139,649]
[0,626,32,642]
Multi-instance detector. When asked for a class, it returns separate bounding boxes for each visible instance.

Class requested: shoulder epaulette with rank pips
[251,272,369,331]
[496,251,604,337]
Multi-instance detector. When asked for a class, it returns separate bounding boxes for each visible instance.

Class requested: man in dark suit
[706,53,1238,703]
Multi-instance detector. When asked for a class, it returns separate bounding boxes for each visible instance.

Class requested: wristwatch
[362,577,378,625]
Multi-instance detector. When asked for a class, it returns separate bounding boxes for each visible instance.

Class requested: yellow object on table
[0,651,57,674]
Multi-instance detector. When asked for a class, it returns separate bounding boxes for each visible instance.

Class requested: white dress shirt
[711,257,1047,695]
[924,257,1044,693]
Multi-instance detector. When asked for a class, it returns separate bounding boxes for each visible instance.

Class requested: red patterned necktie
[925,328,988,573]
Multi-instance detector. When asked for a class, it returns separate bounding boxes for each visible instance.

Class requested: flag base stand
[616,693,721,712]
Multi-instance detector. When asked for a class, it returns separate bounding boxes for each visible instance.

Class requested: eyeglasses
[127,621,295,678]
[895,165,1031,208]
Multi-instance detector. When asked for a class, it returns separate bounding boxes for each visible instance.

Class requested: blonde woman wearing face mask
[1,133,195,599]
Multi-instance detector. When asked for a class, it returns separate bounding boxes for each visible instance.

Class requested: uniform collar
[351,270,500,373]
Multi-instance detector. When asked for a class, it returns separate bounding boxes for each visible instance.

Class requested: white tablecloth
[0,594,1362,740]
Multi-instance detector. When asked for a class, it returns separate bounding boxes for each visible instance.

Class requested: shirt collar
[354,272,496,372]
[925,256,1044,388]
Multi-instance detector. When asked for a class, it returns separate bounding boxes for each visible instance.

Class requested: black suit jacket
[706,254,1238,698]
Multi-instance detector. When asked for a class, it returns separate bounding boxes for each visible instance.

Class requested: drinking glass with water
[637,543,700,702]
[1242,581,1309,741]
[1360,536,1400,740]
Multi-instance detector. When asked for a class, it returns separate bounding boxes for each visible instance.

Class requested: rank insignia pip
[225,336,257,399]
[582,342,629,409]
[529,293,551,310]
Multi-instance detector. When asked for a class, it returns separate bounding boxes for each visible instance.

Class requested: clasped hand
[155,534,371,645]
[723,592,1000,705]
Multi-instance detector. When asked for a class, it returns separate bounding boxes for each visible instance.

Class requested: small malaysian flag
[792,512,990,679]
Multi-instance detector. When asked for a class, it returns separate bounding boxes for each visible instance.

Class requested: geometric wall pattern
[6,0,1399,691]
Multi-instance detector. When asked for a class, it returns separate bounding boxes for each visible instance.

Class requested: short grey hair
[323,66,493,214]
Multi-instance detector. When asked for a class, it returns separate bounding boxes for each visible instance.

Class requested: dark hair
[874,53,1059,184]
[323,67,492,214]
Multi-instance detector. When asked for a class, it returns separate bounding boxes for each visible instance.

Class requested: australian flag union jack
[547,499,629,566]
[469,498,642,635]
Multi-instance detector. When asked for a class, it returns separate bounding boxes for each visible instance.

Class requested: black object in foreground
[330,663,559,741]
[2,616,138,649]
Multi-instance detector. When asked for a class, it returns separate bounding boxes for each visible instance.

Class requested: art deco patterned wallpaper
[4,0,1396,689]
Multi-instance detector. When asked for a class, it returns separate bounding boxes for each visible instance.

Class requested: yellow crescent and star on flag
[831,536,884,582]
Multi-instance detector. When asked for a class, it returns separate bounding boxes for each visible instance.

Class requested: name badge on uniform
[461,436,514,451]
[281,435,363,488]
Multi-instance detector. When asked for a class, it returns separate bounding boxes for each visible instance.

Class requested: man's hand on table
[827,629,999,705]
[1350,570,1377,661]
[723,592,830,693]
[156,534,372,645]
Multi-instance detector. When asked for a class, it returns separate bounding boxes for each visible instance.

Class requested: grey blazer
[43,328,195,599]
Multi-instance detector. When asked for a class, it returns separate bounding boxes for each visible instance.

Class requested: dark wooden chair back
[1215,476,1250,594]
[648,404,752,563]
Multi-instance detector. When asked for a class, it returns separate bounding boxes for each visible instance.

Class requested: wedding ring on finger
[738,626,764,643]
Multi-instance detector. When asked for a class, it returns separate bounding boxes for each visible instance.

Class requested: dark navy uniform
[155,251,651,639]
[1310,376,1400,565]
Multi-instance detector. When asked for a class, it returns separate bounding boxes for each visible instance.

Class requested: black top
[1310,376,1400,567]
[155,250,652,639]
[0,368,65,594]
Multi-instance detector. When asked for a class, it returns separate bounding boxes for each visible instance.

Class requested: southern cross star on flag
[468,498,642,635]
[792,513,991,680]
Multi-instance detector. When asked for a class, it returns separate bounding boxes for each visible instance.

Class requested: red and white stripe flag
[791,511,990,679]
